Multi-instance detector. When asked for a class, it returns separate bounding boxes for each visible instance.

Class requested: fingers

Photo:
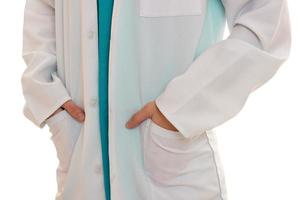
[62,100,85,122]
[126,102,154,129]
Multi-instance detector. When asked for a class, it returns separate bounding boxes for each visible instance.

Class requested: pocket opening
[46,109,68,128]
[50,114,83,173]
[149,119,183,139]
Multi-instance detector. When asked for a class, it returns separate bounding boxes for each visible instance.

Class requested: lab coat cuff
[23,93,71,129]
[155,96,205,139]
[22,71,72,129]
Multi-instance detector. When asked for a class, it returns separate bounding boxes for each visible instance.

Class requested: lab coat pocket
[143,119,207,185]
[45,109,68,137]
[139,0,202,17]
[46,110,82,172]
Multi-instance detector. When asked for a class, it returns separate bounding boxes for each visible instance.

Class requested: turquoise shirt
[97,0,114,200]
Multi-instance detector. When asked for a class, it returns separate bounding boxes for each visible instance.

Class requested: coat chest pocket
[139,0,202,17]
[143,119,208,185]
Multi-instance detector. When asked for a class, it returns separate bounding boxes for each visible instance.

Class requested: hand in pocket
[62,100,86,122]
[125,101,178,132]
[47,99,85,123]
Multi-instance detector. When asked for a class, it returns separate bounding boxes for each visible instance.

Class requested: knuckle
[144,102,152,110]
[74,110,82,117]
[144,106,153,117]
[131,114,139,122]
[145,108,152,117]
[69,109,77,116]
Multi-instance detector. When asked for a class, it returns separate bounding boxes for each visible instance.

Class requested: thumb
[126,102,154,129]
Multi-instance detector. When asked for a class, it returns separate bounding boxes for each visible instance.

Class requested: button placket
[88,30,95,39]
[110,172,116,182]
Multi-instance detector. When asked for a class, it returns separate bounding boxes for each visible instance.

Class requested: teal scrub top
[97,0,114,200]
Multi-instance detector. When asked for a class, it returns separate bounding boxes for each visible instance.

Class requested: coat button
[89,98,98,107]
[88,30,95,39]
[94,164,102,174]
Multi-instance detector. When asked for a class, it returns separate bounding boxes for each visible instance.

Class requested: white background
[0,1,299,200]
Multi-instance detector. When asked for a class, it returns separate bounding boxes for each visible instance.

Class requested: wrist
[49,107,64,118]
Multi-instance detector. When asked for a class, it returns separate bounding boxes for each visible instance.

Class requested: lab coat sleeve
[155,0,291,138]
[21,0,72,128]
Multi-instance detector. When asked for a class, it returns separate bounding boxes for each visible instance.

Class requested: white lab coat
[21,0,291,199]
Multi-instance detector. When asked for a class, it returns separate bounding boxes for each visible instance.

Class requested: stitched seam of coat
[205,133,225,200]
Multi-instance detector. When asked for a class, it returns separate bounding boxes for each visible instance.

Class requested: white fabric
[140,0,202,17]
[142,119,226,199]
[155,0,291,138]
[20,0,291,199]
[21,1,72,127]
